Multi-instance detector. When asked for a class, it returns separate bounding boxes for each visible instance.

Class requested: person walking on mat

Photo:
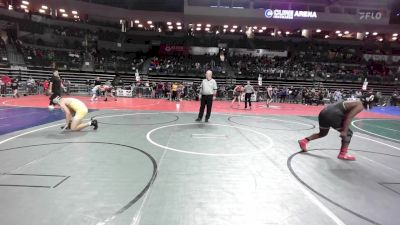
[298,95,374,161]
[244,81,254,109]
[195,70,217,123]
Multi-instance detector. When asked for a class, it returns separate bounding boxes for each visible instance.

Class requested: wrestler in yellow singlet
[53,96,98,131]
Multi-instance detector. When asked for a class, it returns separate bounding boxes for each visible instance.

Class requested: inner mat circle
[146,123,274,156]
[228,115,315,131]
[97,113,179,126]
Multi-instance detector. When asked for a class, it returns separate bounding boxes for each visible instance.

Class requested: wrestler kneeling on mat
[52,96,98,131]
[298,95,374,161]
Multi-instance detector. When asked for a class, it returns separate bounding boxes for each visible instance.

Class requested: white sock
[87,121,92,126]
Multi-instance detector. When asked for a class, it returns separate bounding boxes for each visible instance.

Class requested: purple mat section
[0,107,81,135]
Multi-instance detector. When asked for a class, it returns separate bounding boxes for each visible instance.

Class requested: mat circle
[146,123,274,156]
[93,113,179,126]
[288,149,400,225]
[228,115,316,131]
[0,141,157,217]
[352,119,400,143]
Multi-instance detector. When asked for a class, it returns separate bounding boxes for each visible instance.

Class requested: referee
[48,70,64,109]
[244,81,255,109]
[195,70,217,122]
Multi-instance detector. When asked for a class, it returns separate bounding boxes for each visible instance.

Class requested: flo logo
[359,10,384,20]
[265,9,273,18]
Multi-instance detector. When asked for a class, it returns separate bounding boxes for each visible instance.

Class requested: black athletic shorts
[318,101,347,130]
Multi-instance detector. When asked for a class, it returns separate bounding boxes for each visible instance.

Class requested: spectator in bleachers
[42,79,49,95]
[11,77,20,98]
[26,76,35,95]
[391,90,399,106]
[0,79,4,97]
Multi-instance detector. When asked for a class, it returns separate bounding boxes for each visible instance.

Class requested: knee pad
[342,129,353,143]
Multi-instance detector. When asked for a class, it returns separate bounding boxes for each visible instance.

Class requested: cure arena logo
[265,9,317,20]
[265,9,274,18]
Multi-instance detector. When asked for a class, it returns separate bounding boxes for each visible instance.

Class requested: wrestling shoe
[91,119,98,130]
[298,139,308,152]
[338,148,356,161]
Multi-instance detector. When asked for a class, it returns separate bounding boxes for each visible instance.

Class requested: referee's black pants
[245,93,252,108]
[198,94,213,120]
[49,92,61,105]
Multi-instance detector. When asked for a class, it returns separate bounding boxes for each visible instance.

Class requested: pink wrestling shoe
[338,148,356,161]
[298,139,309,152]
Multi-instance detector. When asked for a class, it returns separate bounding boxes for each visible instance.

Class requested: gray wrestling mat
[0,110,399,225]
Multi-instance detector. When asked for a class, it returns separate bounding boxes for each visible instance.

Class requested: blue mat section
[0,107,96,135]
[370,106,400,117]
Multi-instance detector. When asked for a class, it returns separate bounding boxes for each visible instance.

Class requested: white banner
[230,48,288,57]
[116,89,132,97]
[10,65,27,70]
[189,47,220,55]
[31,15,45,23]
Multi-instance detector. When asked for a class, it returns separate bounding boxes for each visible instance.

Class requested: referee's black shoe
[195,118,201,122]
[90,119,98,130]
